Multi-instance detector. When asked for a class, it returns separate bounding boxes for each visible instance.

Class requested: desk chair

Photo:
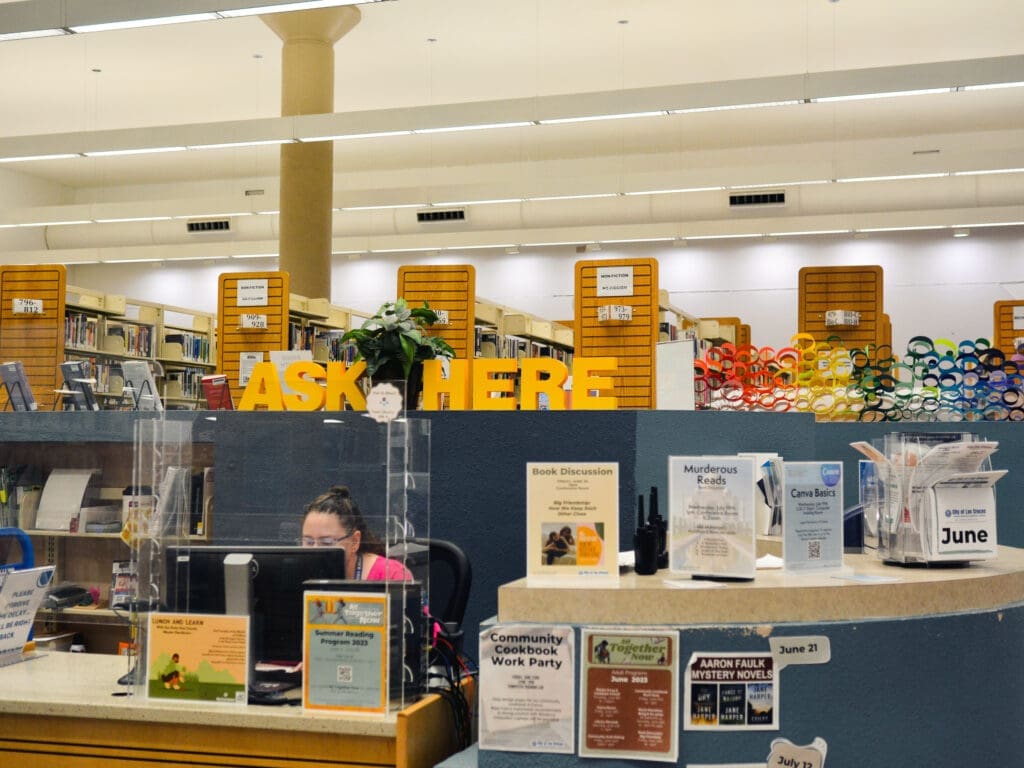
[409,537,472,645]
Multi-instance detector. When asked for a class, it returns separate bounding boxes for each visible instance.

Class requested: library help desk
[0,653,458,768]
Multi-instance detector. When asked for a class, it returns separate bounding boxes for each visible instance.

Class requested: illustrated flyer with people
[526,461,619,584]
[146,613,249,703]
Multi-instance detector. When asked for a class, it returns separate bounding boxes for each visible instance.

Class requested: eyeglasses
[301,531,355,547]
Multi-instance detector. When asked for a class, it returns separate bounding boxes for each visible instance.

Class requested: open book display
[0,361,37,411]
[121,360,163,412]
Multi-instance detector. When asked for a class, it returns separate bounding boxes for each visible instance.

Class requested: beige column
[263,8,360,298]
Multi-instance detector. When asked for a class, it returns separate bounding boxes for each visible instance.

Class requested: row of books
[163,366,207,400]
[104,322,152,358]
[161,332,211,364]
[475,327,573,365]
[65,312,100,350]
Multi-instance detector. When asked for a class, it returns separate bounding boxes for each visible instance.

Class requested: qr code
[807,540,822,560]
[337,665,354,684]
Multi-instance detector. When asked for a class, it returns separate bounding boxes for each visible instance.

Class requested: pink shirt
[366,555,413,582]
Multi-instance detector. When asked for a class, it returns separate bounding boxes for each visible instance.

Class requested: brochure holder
[851,432,1005,564]
[130,414,432,713]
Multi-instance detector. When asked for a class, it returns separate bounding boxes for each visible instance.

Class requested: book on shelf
[0,361,37,411]
[59,360,100,411]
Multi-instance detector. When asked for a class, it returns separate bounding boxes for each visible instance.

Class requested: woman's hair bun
[330,485,352,499]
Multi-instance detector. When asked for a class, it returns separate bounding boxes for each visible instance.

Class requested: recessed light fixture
[952,227,970,237]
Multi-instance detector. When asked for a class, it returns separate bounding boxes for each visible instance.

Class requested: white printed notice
[668,456,756,580]
[579,629,678,762]
[684,651,778,731]
[526,462,619,584]
[782,462,844,572]
[0,566,55,666]
[479,624,575,754]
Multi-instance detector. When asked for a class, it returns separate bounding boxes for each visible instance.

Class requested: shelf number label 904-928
[240,313,268,330]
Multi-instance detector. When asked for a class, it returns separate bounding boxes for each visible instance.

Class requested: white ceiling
[0,0,1022,261]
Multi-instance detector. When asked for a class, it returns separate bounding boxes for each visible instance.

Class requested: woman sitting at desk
[301,485,411,581]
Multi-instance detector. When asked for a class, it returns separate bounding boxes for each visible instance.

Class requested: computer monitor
[163,545,345,664]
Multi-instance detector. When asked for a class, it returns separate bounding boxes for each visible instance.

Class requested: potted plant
[341,299,456,386]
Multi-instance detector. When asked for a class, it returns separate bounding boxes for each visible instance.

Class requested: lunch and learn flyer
[146,613,249,703]
[526,461,619,585]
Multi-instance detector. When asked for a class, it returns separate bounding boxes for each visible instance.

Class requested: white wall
[66,227,1024,354]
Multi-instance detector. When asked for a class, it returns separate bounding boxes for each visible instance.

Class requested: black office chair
[410,537,472,644]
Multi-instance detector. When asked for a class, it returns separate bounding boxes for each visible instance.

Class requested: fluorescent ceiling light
[952,221,1024,228]
[538,111,666,125]
[413,122,532,134]
[0,153,81,163]
[625,186,725,196]
[728,179,829,189]
[837,172,948,183]
[70,14,219,34]
[0,29,67,42]
[685,233,764,240]
[84,146,187,158]
[339,204,427,211]
[100,258,164,264]
[301,130,412,142]
[812,87,949,103]
[231,253,278,259]
[18,219,92,227]
[93,216,173,223]
[669,100,801,114]
[953,167,1024,176]
[528,193,619,202]
[370,246,446,253]
[432,198,522,206]
[599,237,675,244]
[520,241,584,247]
[962,81,1024,91]
[768,229,850,237]
[188,139,295,150]
[855,225,947,233]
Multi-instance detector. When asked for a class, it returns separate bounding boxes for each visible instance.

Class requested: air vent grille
[186,219,231,233]
[729,191,785,207]
[417,209,466,222]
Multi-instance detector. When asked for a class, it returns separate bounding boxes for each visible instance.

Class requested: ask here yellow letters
[238,357,618,411]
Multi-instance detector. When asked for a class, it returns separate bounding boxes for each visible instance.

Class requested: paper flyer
[478,624,575,754]
[146,613,249,703]
[782,461,844,572]
[303,591,388,713]
[526,462,619,584]
[668,456,756,579]
[684,651,778,731]
[579,628,678,762]
[0,565,55,665]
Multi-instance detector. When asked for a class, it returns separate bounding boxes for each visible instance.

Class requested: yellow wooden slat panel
[398,265,476,365]
[218,271,290,404]
[575,257,659,409]
[0,265,66,410]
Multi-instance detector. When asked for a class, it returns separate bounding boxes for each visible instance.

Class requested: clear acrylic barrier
[127,414,431,713]
[860,431,997,564]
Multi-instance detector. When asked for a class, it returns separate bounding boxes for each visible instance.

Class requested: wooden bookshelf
[574,257,659,409]
[798,265,885,356]
[398,264,476,362]
[994,300,1024,354]
[217,271,290,407]
[0,264,66,411]
[289,294,354,364]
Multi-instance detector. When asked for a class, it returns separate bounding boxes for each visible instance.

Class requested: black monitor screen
[163,545,346,664]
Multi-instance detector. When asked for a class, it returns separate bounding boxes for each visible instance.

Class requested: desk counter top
[498,545,1024,626]
[0,652,402,736]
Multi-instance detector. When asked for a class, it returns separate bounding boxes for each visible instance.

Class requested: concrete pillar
[263,8,360,299]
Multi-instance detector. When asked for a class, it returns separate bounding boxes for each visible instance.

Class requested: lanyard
[353,552,363,580]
